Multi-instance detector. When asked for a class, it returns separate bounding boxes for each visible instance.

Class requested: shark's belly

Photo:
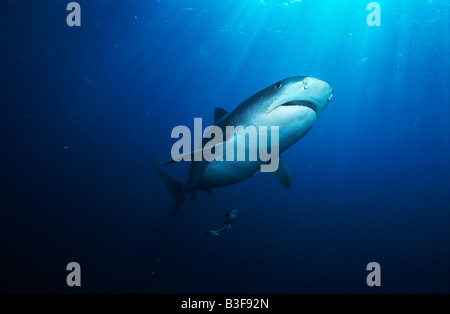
[200,160,261,188]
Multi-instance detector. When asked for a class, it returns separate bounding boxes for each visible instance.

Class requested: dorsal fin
[214,107,229,123]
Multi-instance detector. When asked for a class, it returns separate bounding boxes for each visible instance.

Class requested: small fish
[358,57,368,63]
[205,209,238,237]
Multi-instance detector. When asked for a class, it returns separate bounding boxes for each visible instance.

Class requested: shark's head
[264,76,333,118]
[233,76,333,152]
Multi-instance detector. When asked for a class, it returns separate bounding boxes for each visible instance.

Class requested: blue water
[1,0,448,293]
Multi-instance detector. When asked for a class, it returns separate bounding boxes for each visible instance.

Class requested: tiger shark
[149,76,333,217]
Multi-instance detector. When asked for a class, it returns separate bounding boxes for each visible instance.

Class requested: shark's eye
[275,82,282,89]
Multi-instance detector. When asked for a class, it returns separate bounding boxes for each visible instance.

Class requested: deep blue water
[1,0,449,293]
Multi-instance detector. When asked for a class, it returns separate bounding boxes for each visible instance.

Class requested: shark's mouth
[279,100,317,113]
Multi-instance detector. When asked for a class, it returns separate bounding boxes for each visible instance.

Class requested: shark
[149,76,333,217]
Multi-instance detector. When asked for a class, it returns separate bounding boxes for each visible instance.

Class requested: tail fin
[205,229,219,237]
[147,158,186,218]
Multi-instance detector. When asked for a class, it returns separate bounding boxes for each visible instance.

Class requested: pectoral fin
[200,186,213,196]
[267,157,292,189]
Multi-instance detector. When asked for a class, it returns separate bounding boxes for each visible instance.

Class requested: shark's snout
[298,77,333,116]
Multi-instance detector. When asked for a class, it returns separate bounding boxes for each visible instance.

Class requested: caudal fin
[147,158,186,218]
[205,229,219,237]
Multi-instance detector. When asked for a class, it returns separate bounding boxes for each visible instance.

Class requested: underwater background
[0,0,448,293]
